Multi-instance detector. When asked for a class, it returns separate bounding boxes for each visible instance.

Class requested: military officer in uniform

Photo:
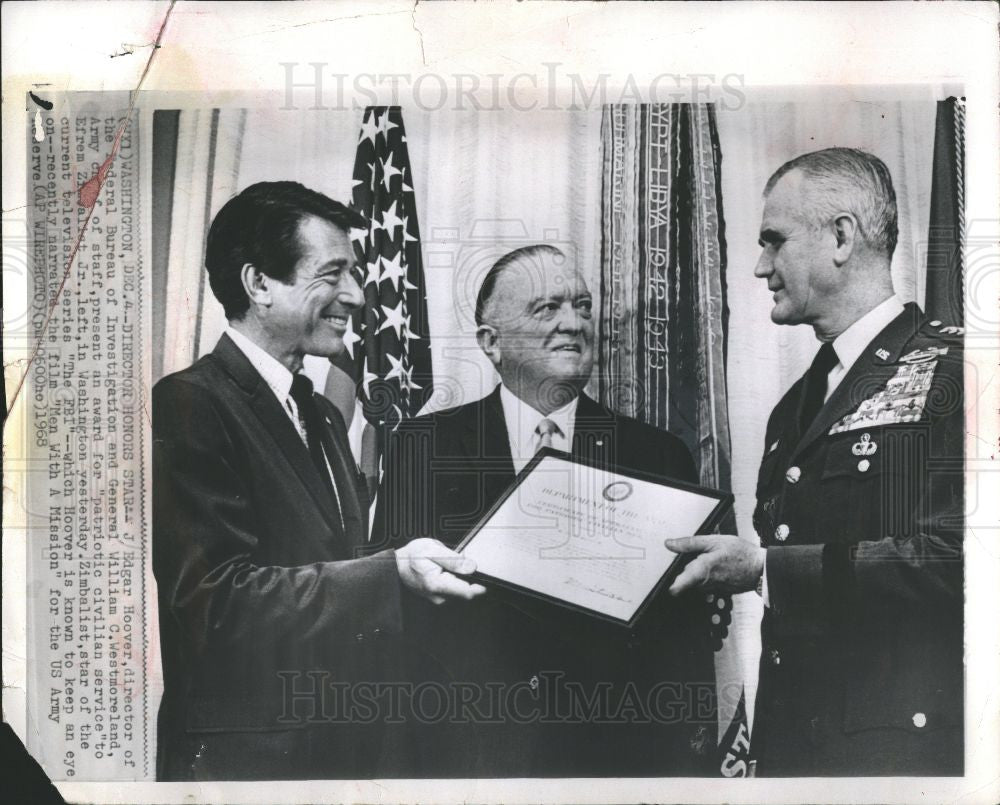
[665,148,964,776]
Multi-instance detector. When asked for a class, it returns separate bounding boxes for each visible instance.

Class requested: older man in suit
[666,148,964,775]
[153,181,484,781]
[374,245,717,777]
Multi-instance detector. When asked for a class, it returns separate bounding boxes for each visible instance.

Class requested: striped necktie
[534,417,561,453]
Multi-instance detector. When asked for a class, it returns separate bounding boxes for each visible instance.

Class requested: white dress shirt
[499,384,578,474]
[226,327,344,524]
[761,294,905,606]
[824,295,905,401]
[226,326,301,431]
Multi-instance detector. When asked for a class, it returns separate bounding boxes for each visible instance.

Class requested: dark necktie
[799,342,839,432]
[289,374,339,513]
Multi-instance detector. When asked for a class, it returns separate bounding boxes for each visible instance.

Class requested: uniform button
[769,649,781,666]
[355,632,365,642]
[912,712,927,728]
[785,466,801,484]
[857,459,871,473]
[774,524,790,542]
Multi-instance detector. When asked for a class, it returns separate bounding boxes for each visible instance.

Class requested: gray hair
[765,148,898,259]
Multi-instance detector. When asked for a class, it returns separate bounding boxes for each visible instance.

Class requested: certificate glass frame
[456,448,735,628]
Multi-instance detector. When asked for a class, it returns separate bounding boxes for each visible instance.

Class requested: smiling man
[373,244,717,777]
[666,149,964,776]
[152,182,484,780]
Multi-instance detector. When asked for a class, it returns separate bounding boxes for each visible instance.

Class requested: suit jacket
[751,304,964,776]
[372,388,718,777]
[153,334,405,780]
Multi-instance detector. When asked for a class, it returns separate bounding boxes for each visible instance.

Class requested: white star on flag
[378,200,405,239]
[342,317,362,359]
[402,216,418,244]
[383,353,406,383]
[358,113,380,146]
[380,153,402,191]
[401,314,420,343]
[377,112,398,140]
[378,299,406,338]
[401,363,423,392]
[379,250,407,291]
[364,259,383,288]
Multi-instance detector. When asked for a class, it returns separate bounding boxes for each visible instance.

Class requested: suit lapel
[211,335,342,535]
[572,393,615,465]
[315,405,366,547]
[792,304,925,459]
[458,388,516,508]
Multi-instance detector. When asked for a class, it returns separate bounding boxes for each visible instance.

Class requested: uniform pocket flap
[821,440,884,479]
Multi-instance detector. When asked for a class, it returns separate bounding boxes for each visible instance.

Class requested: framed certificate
[457,448,734,628]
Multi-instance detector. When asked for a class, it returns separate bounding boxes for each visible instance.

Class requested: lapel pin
[875,348,890,361]
[769,440,780,453]
[851,433,877,456]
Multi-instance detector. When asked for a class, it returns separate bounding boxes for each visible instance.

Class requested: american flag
[337,107,433,490]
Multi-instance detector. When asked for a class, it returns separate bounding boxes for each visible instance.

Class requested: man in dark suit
[153,181,484,780]
[373,245,718,777]
[666,148,963,775]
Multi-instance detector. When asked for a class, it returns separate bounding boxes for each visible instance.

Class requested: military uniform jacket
[371,388,718,778]
[751,304,964,776]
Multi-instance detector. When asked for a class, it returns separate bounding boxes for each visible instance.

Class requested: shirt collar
[831,295,905,373]
[498,383,578,457]
[226,326,295,403]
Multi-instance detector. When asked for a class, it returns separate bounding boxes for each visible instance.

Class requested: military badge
[828,349,947,434]
[898,345,949,363]
[851,433,877,456]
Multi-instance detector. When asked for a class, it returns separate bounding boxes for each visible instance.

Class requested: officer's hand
[395,538,487,605]
[664,535,766,596]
